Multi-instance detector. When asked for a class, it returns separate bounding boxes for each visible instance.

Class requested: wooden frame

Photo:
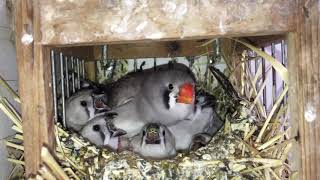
[14,0,319,179]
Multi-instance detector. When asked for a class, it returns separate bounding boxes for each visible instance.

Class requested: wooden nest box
[15,0,319,179]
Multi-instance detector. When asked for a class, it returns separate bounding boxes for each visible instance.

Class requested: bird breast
[140,143,169,159]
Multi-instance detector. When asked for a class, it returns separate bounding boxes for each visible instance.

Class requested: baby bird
[80,113,126,151]
[128,123,176,159]
[66,90,109,131]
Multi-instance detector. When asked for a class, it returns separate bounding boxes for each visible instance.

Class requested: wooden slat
[108,40,211,59]
[245,35,286,47]
[84,61,96,82]
[39,0,296,45]
[93,40,212,59]
[288,1,320,180]
[52,46,94,60]
[15,0,55,177]
[85,46,102,82]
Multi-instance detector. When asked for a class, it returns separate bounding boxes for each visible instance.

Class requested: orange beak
[177,83,194,104]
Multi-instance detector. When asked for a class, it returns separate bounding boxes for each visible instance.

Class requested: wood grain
[245,35,286,47]
[288,1,320,179]
[92,40,212,59]
[52,46,94,60]
[15,0,55,177]
[39,0,296,45]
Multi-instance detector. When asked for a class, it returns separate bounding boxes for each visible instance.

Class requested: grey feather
[66,90,95,131]
[107,63,198,137]
[129,123,176,159]
[65,89,109,131]
[168,106,223,152]
[80,114,121,151]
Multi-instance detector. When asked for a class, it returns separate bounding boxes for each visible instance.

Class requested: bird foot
[189,133,212,151]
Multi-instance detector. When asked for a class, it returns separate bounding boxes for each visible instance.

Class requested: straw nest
[1,38,296,180]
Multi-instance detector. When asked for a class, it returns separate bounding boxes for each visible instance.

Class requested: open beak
[94,98,111,111]
[177,83,194,104]
[145,128,161,144]
[145,137,161,144]
[110,129,127,138]
[107,122,127,137]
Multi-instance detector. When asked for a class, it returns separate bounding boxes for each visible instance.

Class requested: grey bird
[168,106,223,152]
[128,123,176,159]
[107,63,197,137]
[136,63,197,125]
[65,89,110,131]
[80,113,126,151]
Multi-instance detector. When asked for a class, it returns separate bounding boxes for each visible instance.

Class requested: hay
[0,38,294,179]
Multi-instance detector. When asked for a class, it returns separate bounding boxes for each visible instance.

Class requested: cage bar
[271,43,276,105]
[76,58,81,90]
[82,60,85,80]
[59,53,66,127]
[65,56,70,98]
[102,45,108,60]
[50,50,58,123]
[254,52,259,89]
[153,58,157,70]
[261,47,267,112]
[134,59,137,72]
[281,40,287,104]
[71,56,76,94]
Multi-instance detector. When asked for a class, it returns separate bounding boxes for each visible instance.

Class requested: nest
[1,38,296,179]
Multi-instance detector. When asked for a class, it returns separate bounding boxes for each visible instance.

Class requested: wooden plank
[84,46,96,81]
[287,33,302,180]
[108,40,211,59]
[52,46,94,60]
[84,61,96,82]
[288,1,320,180]
[245,35,286,47]
[93,40,212,59]
[15,0,55,177]
[39,0,296,45]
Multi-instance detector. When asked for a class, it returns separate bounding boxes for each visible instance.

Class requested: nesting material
[1,39,294,179]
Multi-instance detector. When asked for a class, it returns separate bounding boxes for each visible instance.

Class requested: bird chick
[80,113,126,151]
[66,90,110,131]
[129,123,176,160]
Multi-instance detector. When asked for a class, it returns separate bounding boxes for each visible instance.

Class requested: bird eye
[80,101,87,107]
[168,84,174,90]
[143,130,146,136]
[162,130,165,136]
[92,125,100,132]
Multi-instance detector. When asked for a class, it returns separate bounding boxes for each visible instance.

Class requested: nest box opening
[41,35,294,179]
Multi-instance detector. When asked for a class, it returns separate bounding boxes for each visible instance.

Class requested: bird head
[80,115,126,151]
[143,123,163,144]
[92,93,110,113]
